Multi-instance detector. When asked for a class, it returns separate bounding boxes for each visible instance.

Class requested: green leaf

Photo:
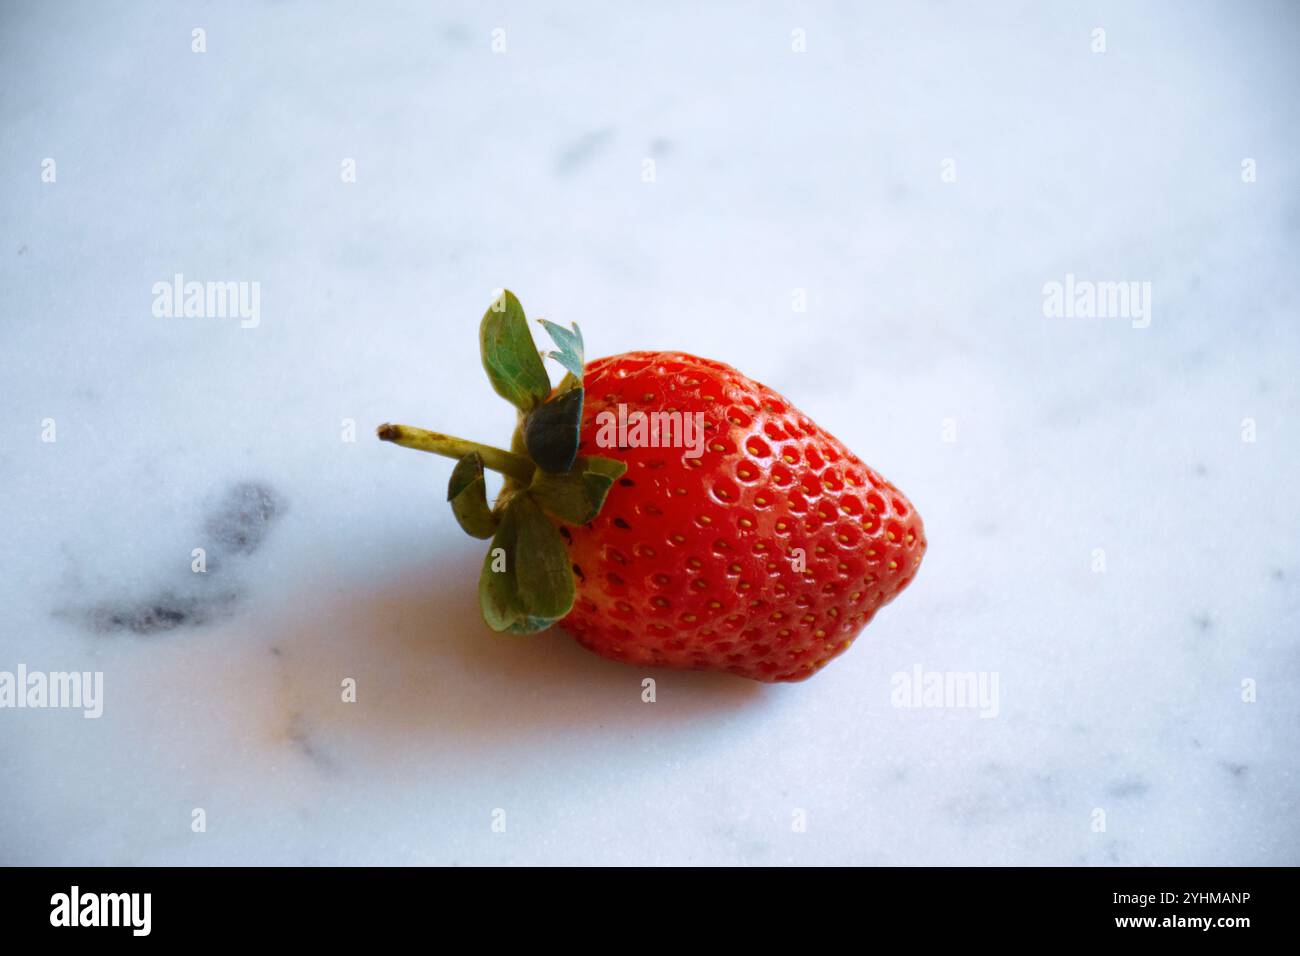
[524,386,584,473]
[447,453,498,539]
[478,503,523,632]
[511,494,575,620]
[480,290,552,412]
[475,494,574,633]
[538,320,585,380]
[529,455,627,525]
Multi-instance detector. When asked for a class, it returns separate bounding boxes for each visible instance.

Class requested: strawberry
[378,291,926,682]
[561,352,926,681]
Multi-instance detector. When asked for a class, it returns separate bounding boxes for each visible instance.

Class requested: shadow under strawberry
[251,550,767,768]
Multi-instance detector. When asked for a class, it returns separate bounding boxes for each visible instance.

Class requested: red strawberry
[560,352,925,681]
[378,291,925,682]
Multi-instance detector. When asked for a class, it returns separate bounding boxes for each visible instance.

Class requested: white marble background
[2,1,1297,865]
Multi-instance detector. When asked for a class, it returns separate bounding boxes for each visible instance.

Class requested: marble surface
[2,1,1298,866]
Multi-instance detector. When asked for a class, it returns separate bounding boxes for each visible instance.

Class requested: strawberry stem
[377,424,536,484]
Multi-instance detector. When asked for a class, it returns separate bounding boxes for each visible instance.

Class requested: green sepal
[476,493,575,634]
[504,616,559,634]
[480,290,552,413]
[478,502,523,631]
[447,453,498,539]
[554,370,582,396]
[538,320,585,380]
[524,386,584,474]
[529,455,627,525]
[512,495,574,620]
